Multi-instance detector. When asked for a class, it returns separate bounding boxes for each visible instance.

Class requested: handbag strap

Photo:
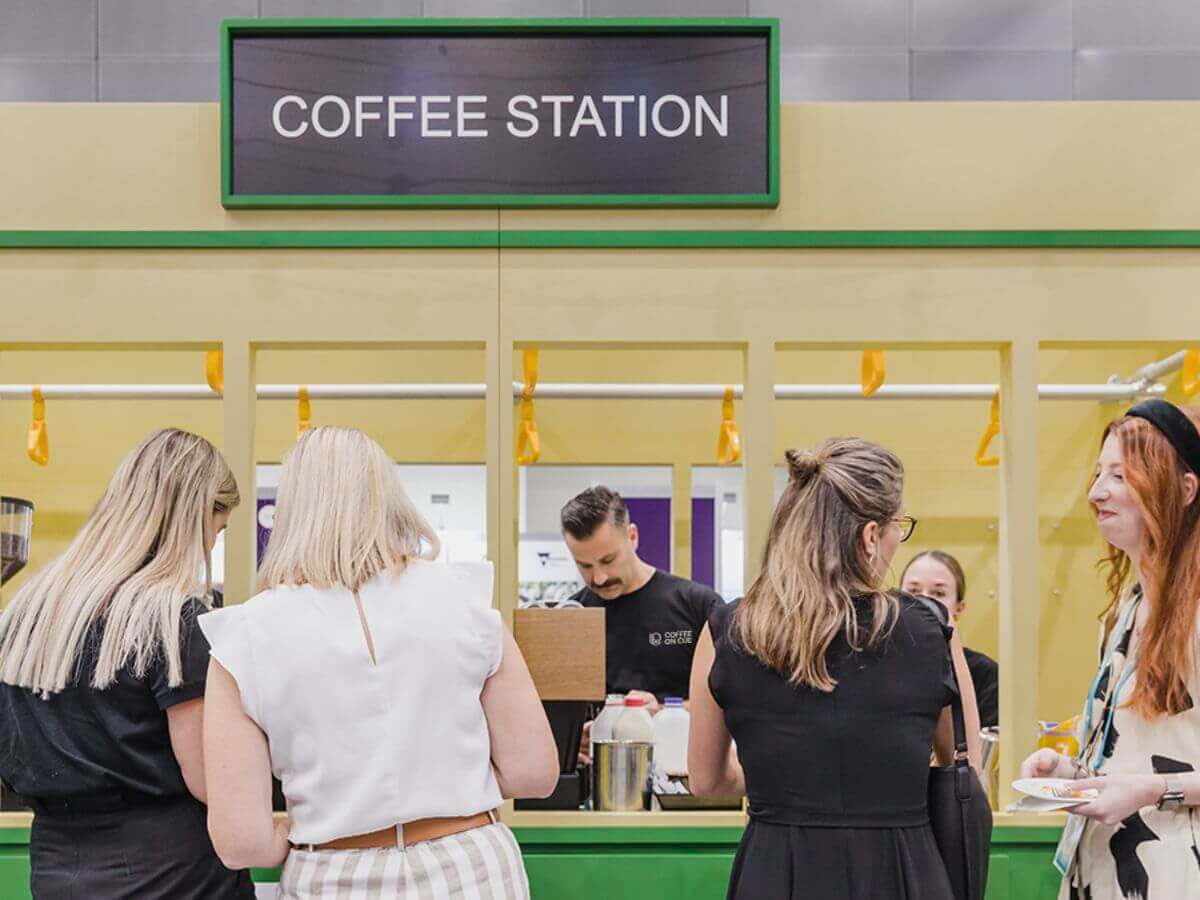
[915,596,982,900]
[914,597,971,776]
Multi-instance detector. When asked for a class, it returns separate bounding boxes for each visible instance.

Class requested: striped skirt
[277,822,530,899]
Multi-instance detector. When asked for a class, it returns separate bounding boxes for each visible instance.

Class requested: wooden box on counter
[513,607,606,701]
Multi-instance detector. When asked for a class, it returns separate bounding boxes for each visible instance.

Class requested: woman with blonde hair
[688,438,982,899]
[201,427,558,899]
[0,428,251,899]
[1021,400,1200,900]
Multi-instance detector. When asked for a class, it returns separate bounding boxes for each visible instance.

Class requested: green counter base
[514,825,1064,900]
[0,823,1063,899]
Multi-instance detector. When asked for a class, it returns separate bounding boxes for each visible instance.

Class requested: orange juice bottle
[1037,716,1081,758]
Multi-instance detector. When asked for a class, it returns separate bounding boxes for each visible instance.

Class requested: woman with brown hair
[1021,399,1200,900]
[688,437,982,899]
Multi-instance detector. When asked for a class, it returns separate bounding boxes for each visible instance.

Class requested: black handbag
[926,606,993,900]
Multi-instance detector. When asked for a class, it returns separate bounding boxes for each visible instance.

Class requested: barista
[901,549,999,728]
[562,486,721,712]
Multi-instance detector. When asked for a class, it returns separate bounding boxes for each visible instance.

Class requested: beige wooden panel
[0,250,499,344]
[0,105,494,231]
[0,249,499,604]
[8,103,1200,232]
[497,248,1200,344]
[503,103,1200,231]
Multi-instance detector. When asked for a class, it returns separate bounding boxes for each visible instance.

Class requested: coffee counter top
[1,808,1062,832]
[503,808,1061,829]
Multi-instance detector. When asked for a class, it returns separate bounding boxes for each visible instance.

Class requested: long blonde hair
[257,427,440,593]
[733,438,904,691]
[0,429,239,696]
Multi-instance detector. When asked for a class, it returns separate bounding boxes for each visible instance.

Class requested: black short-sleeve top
[575,570,721,700]
[0,597,212,802]
[709,591,956,828]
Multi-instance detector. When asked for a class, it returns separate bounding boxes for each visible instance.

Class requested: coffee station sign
[221,19,779,208]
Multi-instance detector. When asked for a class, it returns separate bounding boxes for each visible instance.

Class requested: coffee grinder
[0,497,33,811]
[0,497,32,587]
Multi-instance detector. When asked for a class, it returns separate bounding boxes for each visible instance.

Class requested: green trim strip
[9,230,1200,249]
[498,229,1200,248]
[0,231,497,249]
[220,18,779,210]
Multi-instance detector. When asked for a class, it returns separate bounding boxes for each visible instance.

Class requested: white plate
[1012,778,1097,810]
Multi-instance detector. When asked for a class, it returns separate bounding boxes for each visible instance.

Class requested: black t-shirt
[965,646,999,728]
[0,597,212,801]
[574,570,721,700]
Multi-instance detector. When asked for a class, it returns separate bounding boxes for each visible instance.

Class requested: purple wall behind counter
[257,494,714,586]
[624,497,671,573]
[619,497,717,589]
[691,498,716,589]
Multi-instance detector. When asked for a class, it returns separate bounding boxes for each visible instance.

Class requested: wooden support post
[496,336,518,626]
[998,338,1040,808]
[221,340,257,604]
[743,337,776,583]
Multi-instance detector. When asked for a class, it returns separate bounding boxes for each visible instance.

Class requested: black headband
[1125,399,1200,478]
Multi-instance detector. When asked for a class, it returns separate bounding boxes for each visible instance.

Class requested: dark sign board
[221,19,779,208]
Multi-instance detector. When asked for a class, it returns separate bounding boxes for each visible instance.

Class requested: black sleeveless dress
[709,592,958,900]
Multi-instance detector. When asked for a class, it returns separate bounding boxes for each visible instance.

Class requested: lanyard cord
[1080,591,1142,773]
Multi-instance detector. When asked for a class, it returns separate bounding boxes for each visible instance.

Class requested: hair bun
[785,448,821,483]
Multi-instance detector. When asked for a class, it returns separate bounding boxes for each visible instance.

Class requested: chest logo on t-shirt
[648,630,694,647]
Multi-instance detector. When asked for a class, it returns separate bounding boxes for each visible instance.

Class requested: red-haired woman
[1020,399,1200,900]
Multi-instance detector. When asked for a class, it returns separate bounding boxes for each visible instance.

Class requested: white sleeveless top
[199,560,504,844]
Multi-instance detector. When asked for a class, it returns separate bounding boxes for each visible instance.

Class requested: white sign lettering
[270,93,731,141]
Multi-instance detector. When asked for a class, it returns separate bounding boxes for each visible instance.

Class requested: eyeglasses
[893,516,918,543]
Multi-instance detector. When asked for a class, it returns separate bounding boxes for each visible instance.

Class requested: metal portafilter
[1,497,33,586]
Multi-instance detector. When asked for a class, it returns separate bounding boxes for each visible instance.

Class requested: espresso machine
[0,497,33,811]
[510,606,606,811]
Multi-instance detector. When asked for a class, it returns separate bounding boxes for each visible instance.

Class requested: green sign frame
[219,17,781,210]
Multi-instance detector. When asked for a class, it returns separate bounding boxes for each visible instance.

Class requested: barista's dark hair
[560,486,629,540]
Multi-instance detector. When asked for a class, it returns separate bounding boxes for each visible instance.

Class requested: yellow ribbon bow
[516,350,540,465]
[205,350,224,396]
[297,386,311,439]
[717,386,742,465]
[28,387,48,466]
[1183,348,1199,398]
[975,392,1001,467]
[861,349,885,398]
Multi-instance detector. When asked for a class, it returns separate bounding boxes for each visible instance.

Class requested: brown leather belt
[293,810,496,852]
